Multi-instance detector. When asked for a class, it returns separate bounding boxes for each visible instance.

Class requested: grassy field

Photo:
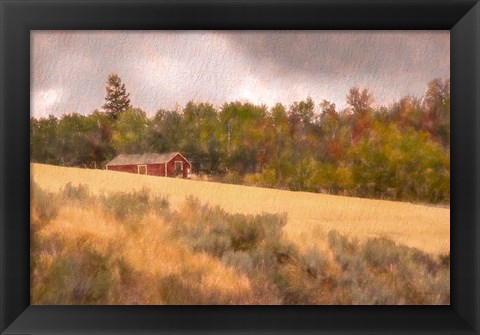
[31,163,449,255]
[31,163,450,304]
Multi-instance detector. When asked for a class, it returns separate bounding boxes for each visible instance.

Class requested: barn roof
[106,152,188,166]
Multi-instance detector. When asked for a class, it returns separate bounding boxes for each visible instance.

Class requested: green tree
[84,110,116,167]
[267,103,291,185]
[288,97,315,126]
[112,108,148,154]
[30,115,59,164]
[348,122,449,202]
[145,109,183,153]
[181,102,223,174]
[102,73,131,120]
[56,113,105,167]
[219,102,268,174]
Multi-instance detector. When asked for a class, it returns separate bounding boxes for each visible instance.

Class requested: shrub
[31,179,450,305]
[260,168,278,188]
[222,250,254,274]
[150,194,170,216]
[62,182,90,202]
[190,229,231,257]
[222,171,243,185]
[439,253,450,267]
[243,173,262,186]
[228,214,266,251]
[328,230,359,255]
[302,247,329,277]
[32,248,121,304]
[363,237,401,270]
[101,188,169,222]
[325,230,450,304]
[31,180,59,222]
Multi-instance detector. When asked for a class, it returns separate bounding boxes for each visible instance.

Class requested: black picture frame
[1,0,479,334]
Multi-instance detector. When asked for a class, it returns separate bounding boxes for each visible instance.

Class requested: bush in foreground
[31,183,450,305]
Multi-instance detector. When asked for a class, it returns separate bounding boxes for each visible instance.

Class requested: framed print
[1,0,479,334]
[28,29,452,306]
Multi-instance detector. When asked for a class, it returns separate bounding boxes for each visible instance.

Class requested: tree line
[31,74,450,203]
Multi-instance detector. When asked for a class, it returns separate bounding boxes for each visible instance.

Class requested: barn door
[175,161,183,176]
[138,165,147,175]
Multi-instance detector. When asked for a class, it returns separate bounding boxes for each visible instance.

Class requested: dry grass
[30,170,449,305]
[31,195,253,304]
[32,163,449,255]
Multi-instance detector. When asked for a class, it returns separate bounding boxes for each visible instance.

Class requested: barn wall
[146,163,166,176]
[107,165,138,174]
[183,161,192,178]
[107,154,191,178]
[166,154,192,178]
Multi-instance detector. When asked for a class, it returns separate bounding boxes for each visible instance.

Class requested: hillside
[31,163,449,255]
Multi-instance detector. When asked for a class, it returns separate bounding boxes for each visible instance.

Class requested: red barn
[106,152,192,178]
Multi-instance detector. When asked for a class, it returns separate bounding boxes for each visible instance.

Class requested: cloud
[31,88,64,118]
[31,31,449,118]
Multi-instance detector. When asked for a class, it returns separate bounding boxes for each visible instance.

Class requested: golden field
[31,163,450,304]
[32,163,449,255]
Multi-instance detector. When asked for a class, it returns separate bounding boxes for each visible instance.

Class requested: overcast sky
[31,30,449,118]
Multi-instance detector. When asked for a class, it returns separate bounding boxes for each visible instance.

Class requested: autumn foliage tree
[421,78,450,146]
[30,77,450,204]
[347,87,374,143]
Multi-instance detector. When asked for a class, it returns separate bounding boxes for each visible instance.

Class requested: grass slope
[31,163,449,255]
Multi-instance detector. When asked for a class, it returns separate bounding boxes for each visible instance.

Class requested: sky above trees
[31,30,449,118]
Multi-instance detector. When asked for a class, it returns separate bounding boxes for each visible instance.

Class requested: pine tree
[102,73,131,119]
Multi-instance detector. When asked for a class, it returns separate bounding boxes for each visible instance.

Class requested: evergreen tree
[102,73,131,119]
